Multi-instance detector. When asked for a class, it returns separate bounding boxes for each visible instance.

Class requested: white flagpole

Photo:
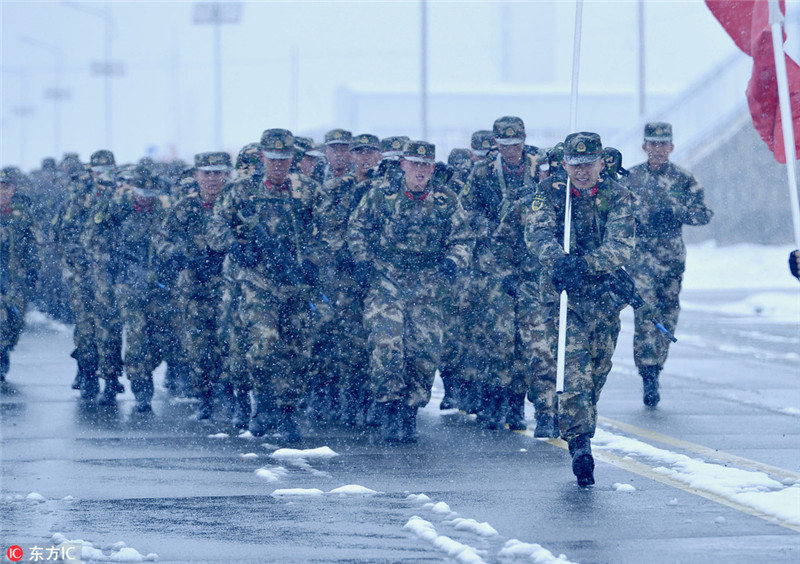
[768,0,800,248]
[556,0,584,394]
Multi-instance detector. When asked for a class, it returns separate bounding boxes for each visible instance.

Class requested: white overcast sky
[1,0,799,169]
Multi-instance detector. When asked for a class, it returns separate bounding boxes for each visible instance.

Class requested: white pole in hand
[556,0,584,394]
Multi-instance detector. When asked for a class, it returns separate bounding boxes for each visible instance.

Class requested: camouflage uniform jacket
[627,161,712,270]
[311,173,372,262]
[347,174,473,284]
[492,183,543,282]
[461,152,539,272]
[0,195,39,296]
[206,173,318,291]
[524,175,635,307]
[53,173,96,271]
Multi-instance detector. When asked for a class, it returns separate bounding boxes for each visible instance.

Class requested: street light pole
[420,0,428,140]
[637,0,646,118]
[22,36,70,157]
[192,2,243,150]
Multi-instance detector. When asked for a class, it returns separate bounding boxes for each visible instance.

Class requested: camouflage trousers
[555,304,622,442]
[238,280,312,407]
[632,267,682,371]
[220,278,249,391]
[439,274,471,394]
[459,272,498,386]
[92,259,123,382]
[310,272,369,401]
[491,279,558,411]
[0,290,26,354]
[119,285,183,383]
[179,275,226,397]
[64,264,97,369]
[363,270,443,408]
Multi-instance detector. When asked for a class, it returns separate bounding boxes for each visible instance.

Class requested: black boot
[534,411,559,438]
[477,386,505,430]
[641,365,661,407]
[194,391,214,420]
[130,379,154,413]
[249,390,278,436]
[462,380,483,414]
[98,378,124,405]
[365,396,380,427]
[277,405,302,442]
[400,404,419,443]
[568,434,595,487]
[0,350,9,382]
[379,401,402,443]
[506,392,527,431]
[80,371,100,401]
[439,369,458,410]
[231,388,252,430]
[216,381,235,420]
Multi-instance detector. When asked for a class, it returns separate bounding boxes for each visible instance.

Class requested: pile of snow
[254,466,288,482]
[403,516,484,564]
[240,453,259,460]
[424,501,455,516]
[683,292,800,324]
[207,432,228,439]
[51,533,157,562]
[270,488,324,497]
[269,446,339,460]
[683,242,798,290]
[328,485,378,495]
[407,493,431,503]
[594,428,800,526]
[25,310,72,334]
[612,483,636,493]
[26,492,46,503]
[498,539,574,563]
[446,518,498,537]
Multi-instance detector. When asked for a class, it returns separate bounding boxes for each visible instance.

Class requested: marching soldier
[525,132,635,486]
[348,140,473,443]
[322,129,353,181]
[627,123,713,406]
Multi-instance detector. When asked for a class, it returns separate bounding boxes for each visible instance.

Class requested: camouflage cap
[448,148,472,169]
[351,133,380,151]
[324,128,352,146]
[41,157,57,171]
[563,132,603,165]
[89,150,116,171]
[260,129,295,159]
[403,140,435,163]
[493,116,526,145]
[195,151,233,171]
[0,166,24,184]
[128,164,163,196]
[602,147,627,175]
[236,143,263,170]
[306,143,325,159]
[294,136,314,154]
[471,130,495,155]
[380,136,409,157]
[644,122,672,142]
[62,152,80,162]
[547,142,565,163]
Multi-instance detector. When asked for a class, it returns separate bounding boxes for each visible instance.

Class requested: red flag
[707,0,800,163]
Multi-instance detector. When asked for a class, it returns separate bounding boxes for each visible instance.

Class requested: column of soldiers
[0,118,712,487]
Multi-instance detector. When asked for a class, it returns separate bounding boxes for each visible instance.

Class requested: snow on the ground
[593,428,800,526]
[677,332,800,362]
[498,539,575,564]
[207,432,228,439]
[328,485,378,495]
[446,517,498,537]
[403,516,485,564]
[270,488,324,497]
[269,446,339,460]
[682,292,800,324]
[407,493,431,503]
[612,483,636,492]
[254,466,288,482]
[51,533,157,562]
[237,430,255,439]
[26,492,46,503]
[683,242,799,290]
[240,452,258,460]
[425,501,454,516]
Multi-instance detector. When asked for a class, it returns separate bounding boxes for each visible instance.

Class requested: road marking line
[598,416,800,482]
[515,429,800,533]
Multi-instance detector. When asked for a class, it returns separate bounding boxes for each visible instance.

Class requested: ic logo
[6,545,23,562]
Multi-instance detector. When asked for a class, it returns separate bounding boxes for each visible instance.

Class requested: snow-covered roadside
[683,242,798,290]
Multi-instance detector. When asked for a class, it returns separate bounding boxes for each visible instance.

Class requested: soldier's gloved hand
[300,258,319,287]
[229,239,258,268]
[334,248,355,274]
[648,208,675,231]
[249,224,273,258]
[551,255,589,294]
[438,258,458,284]
[501,274,519,298]
[790,249,800,280]
[352,260,373,289]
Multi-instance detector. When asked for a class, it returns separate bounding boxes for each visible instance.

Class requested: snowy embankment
[681,242,799,323]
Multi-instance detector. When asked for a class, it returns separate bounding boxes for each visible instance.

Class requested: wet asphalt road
[1,288,799,563]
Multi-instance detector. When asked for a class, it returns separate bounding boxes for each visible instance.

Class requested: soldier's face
[195,169,228,197]
[643,141,673,167]
[351,148,381,178]
[0,182,15,207]
[299,155,317,176]
[496,141,525,166]
[563,158,605,190]
[400,159,435,191]
[324,144,351,172]
[263,157,292,184]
